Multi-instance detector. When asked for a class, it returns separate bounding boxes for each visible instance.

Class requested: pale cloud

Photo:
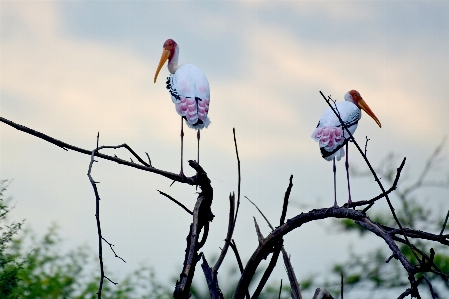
[2,1,448,164]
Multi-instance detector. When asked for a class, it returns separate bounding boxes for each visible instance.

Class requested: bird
[311,90,381,207]
[154,39,211,177]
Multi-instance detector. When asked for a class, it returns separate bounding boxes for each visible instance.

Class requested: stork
[311,90,381,207]
[154,39,210,176]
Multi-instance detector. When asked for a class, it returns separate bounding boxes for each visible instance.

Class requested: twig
[157,190,193,215]
[102,237,126,263]
[233,128,242,228]
[226,239,250,299]
[347,157,406,210]
[280,175,293,226]
[282,250,302,299]
[422,275,438,299]
[247,196,274,231]
[340,272,344,299]
[212,193,236,273]
[278,279,283,299]
[87,137,119,298]
[364,136,370,157]
[145,152,152,167]
[440,210,449,236]
[201,254,224,299]
[253,217,264,244]
[252,238,283,299]
[104,276,118,285]
[312,288,334,299]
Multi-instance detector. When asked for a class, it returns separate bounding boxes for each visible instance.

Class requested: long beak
[358,98,382,128]
[154,49,170,83]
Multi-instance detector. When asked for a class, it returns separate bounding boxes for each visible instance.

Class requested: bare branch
[312,288,334,299]
[102,237,126,263]
[278,279,283,299]
[0,116,198,185]
[422,275,438,299]
[226,239,250,299]
[252,238,283,299]
[201,254,224,299]
[280,175,293,226]
[341,272,344,299]
[253,217,264,244]
[282,250,302,299]
[233,128,242,228]
[212,193,236,273]
[157,190,193,215]
[440,210,449,236]
[247,196,274,231]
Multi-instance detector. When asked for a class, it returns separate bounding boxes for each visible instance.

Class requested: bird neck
[168,45,180,74]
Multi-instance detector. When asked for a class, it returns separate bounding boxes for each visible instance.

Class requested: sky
[1,0,448,297]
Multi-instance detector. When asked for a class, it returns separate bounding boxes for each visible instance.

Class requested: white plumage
[165,63,211,129]
[311,90,381,207]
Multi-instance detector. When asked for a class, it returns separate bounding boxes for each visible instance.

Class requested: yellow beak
[154,49,170,83]
[357,98,382,128]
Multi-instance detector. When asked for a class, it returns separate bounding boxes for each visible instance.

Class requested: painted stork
[154,39,211,176]
[311,90,381,207]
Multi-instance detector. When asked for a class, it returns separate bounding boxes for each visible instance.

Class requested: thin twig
[226,239,250,299]
[278,279,283,299]
[253,217,264,244]
[102,237,126,263]
[212,193,236,273]
[157,190,193,215]
[252,239,283,299]
[422,275,438,299]
[233,128,241,228]
[247,196,274,231]
[282,250,302,299]
[280,175,293,226]
[340,272,343,299]
[440,210,449,236]
[364,136,370,157]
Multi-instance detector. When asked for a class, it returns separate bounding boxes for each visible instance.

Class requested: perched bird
[311,90,381,207]
[154,39,211,176]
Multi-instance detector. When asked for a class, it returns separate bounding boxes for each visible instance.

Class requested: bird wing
[167,64,210,129]
[311,101,361,161]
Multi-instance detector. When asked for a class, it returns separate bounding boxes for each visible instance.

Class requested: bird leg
[333,157,338,208]
[180,117,184,177]
[197,130,200,165]
[345,143,352,205]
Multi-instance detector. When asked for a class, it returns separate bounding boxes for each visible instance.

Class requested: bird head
[346,90,382,128]
[154,39,178,83]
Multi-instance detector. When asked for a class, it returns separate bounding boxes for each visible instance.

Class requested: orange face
[349,90,382,128]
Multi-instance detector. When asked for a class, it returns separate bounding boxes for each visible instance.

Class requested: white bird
[311,90,381,207]
[154,39,211,176]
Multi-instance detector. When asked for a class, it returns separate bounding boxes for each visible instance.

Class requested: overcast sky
[1,1,448,297]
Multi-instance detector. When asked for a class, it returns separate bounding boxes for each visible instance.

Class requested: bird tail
[312,127,346,161]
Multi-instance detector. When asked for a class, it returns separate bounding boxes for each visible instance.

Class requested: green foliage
[0,180,24,299]
[0,180,173,298]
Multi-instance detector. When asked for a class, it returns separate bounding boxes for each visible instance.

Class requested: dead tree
[1,91,448,299]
